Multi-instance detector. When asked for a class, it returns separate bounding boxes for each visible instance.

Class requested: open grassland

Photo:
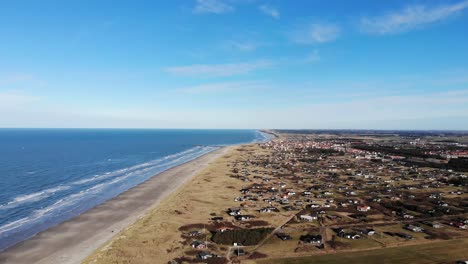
[257,238,468,264]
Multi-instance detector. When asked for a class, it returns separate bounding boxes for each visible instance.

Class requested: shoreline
[0,146,231,264]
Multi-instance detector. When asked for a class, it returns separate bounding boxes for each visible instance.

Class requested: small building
[357,205,371,212]
[300,234,322,244]
[188,230,202,237]
[276,233,292,240]
[234,249,245,256]
[337,229,361,239]
[235,215,254,221]
[197,251,213,260]
[218,226,233,232]
[191,240,207,249]
[227,208,241,216]
[299,215,317,221]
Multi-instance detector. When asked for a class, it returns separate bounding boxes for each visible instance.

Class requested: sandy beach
[0,147,230,264]
[82,143,279,264]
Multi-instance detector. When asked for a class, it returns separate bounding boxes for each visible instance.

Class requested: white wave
[0,185,71,210]
[0,145,218,237]
[253,130,273,143]
[69,146,215,187]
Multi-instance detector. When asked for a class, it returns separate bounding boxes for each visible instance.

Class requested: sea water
[0,129,272,250]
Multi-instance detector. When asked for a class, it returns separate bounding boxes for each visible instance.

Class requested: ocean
[0,129,271,250]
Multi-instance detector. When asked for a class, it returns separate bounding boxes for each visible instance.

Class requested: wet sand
[0,147,229,264]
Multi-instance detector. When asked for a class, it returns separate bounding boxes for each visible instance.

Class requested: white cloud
[291,23,340,44]
[259,4,280,19]
[193,0,234,14]
[361,0,468,34]
[165,60,272,77]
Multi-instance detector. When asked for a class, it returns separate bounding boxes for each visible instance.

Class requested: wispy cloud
[360,0,468,34]
[227,40,259,52]
[193,0,234,14]
[291,22,340,44]
[165,60,272,77]
[259,4,280,19]
[176,81,268,94]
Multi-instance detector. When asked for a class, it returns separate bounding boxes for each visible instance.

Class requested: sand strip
[0,147,230,264]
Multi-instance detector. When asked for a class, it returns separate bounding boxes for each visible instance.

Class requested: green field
[257,239,468,264]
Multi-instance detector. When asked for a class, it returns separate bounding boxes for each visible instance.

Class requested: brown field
[256,238,468,264]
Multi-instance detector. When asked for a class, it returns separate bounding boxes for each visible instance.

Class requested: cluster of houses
[174,133,467,262]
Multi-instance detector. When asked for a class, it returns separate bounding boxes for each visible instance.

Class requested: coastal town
[85,130,468,264]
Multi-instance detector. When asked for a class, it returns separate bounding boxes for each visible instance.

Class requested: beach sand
[82,143,278,264]
[0,147,230,264]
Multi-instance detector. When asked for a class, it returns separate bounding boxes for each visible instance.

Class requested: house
[337,229,361,239]
[234,249,245,256]
[276,233,292,240]
[211,216,223,222]
[358,228,376,236]
[403,214,415,219]
[300,215,317,222]
[218,226,233,232]
[294,201,304,206]
[235,215,254,221]
[422,221,442,228]
[188,230,202,237]
[404,224,424,232]
[259,206,278,213]
[197,251,213,260]
[234,196,244,202]
[300,234,322,244]
[357,205,371,212]
[450,222,467,229]
[191,241,207,249]
[227,208,241,216]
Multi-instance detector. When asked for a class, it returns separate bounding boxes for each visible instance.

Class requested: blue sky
[1,0,468,129]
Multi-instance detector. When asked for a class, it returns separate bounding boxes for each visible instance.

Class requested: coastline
[0,146,231,264]
[82,142,275,264]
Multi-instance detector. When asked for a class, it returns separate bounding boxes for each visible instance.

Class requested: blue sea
[0,129,271,250]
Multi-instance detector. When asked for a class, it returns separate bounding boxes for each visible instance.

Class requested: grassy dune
[83,144,266,264]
